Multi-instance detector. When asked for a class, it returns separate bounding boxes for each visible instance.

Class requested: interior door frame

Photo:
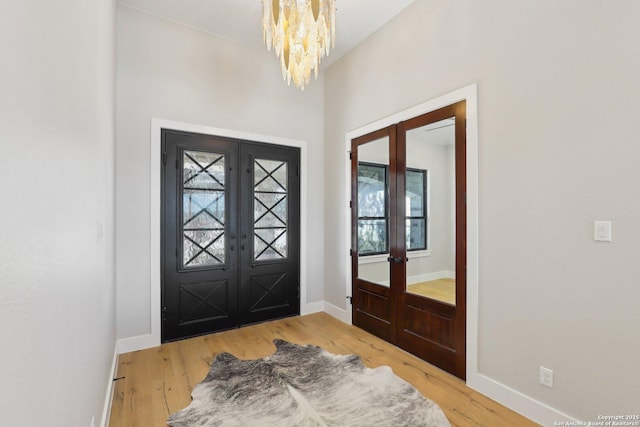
[344,84,479,380]
[119,118,309,353]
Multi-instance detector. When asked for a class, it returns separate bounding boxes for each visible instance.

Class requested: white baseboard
[117,333,158,354]
[100,343,119,427]
[322,300,350,323]
[467,372,577,425]
[407,270,455,285]
[376,270,456,287]
[301,301,323,315]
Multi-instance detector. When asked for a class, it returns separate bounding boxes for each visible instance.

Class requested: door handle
[386,256,405,264]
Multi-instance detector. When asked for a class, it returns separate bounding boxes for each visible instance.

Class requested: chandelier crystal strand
[262,0,336,90]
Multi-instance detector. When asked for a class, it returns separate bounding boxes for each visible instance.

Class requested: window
[357,163,427,255]
[357,163,388,255]
[405,169,427,251]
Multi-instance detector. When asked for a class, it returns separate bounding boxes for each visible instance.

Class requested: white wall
[0,0,117,426]
[116,5,325,339]
[324,0,640,423]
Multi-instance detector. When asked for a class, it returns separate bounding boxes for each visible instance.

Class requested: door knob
[386,256,405,264]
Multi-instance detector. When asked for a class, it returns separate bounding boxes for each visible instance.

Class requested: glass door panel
[356,136,390,287]
[404,118,456,305]
[182,150,227,269]
[253,158,289,261]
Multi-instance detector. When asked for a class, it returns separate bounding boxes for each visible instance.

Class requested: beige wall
[116,5,325,339]
[0,0,117,425]
[324,0,640,422]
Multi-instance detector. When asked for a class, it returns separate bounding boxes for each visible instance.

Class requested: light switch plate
[594,221,612,242]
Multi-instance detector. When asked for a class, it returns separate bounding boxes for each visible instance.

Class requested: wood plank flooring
[407,278,456,305]
[109,313,538,427]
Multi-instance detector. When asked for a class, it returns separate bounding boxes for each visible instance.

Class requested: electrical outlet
[540,366,554,388]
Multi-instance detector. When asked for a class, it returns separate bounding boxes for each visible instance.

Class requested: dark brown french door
[162,130,300,342]
[351,101,467,379]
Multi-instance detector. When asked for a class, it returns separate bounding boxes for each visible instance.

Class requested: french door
[162,130,300,342]
[351,101,467,379]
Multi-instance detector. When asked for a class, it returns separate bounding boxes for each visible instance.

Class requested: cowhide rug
[167,339,450,426]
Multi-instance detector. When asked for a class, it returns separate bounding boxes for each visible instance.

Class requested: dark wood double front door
[162,130,300,342]
[351,101,467,379]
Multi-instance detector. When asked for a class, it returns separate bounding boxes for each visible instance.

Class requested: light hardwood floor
[407,278,456,305]
[109,313,537,427]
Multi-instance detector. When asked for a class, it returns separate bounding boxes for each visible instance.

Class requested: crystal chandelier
[262,0,336,90]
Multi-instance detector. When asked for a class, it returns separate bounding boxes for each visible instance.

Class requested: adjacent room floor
[407,278,456,305]
[108,312,536,427]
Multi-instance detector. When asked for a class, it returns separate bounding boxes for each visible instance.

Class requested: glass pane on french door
[253,158,288,261]
[404,118,456,305]
[357,136,390,287]
[182,150,226,268]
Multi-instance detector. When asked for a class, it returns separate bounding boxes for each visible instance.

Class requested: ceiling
[119,0,416,68]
